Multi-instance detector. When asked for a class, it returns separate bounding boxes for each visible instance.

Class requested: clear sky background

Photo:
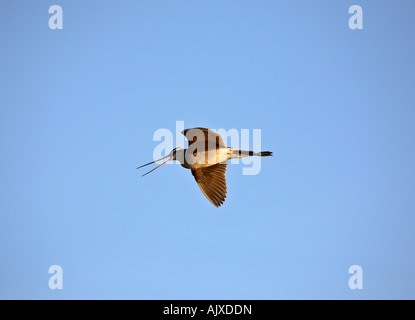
[1,1,414,299]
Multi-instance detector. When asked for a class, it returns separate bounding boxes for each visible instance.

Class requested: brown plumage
[191,162,227,207]
[137,127,273,207]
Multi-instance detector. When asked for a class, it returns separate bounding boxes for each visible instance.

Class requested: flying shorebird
[137,127,273,207]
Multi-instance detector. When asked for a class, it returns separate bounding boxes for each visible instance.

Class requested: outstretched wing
[182,127,226,150]
[191,162,227,207]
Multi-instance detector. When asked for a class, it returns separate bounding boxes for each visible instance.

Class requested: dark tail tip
[258,151,273,157]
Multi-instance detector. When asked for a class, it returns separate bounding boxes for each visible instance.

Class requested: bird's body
[171,147,227,169]
[174,147,254,169]
[137,127,272,207]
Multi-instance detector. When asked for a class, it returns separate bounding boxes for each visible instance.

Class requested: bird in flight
[137,128,272,207]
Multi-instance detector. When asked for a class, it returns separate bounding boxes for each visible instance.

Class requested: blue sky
[1,0,415,299]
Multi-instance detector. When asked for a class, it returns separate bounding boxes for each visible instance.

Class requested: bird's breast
[180,148,229,169]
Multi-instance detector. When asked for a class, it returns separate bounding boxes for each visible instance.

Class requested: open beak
[137,155,172,177]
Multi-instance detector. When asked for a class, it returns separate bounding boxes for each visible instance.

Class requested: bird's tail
[256,151,273,157]
[228,148,273,159]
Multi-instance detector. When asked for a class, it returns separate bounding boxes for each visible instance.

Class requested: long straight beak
[136,155,172,177]
[136,155,169,169]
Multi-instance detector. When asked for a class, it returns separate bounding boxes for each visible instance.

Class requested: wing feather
[191,162,227,207]
[182,127,226,150]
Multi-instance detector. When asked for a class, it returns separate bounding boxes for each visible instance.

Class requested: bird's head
[169,147,184,161]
